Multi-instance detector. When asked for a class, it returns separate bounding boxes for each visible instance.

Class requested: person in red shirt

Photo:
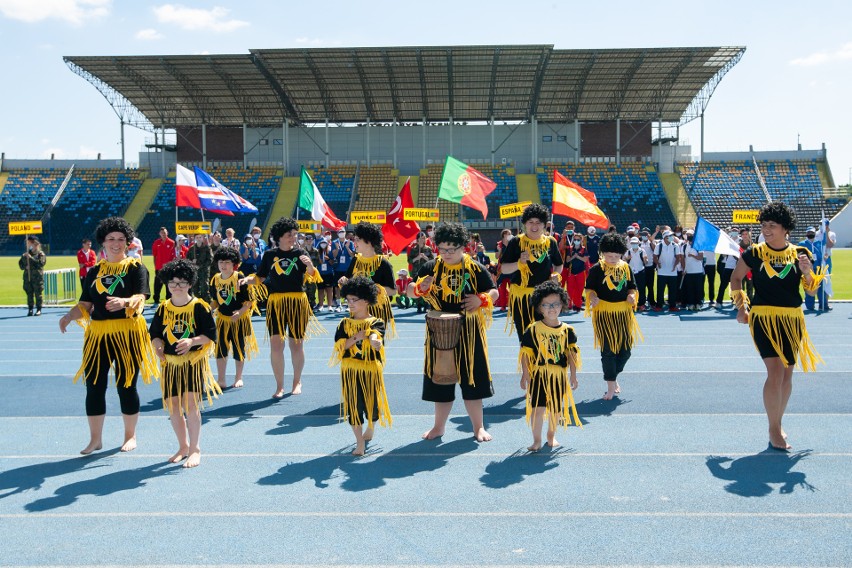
[394,268,413,308]
[76,238,97,287]
[175,235,189,259]
[151,226,176,303]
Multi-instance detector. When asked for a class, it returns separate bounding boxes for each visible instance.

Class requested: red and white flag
[382,177,420,255]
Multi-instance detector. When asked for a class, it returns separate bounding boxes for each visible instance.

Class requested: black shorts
[528,372,566,408]
[751,315,798,364]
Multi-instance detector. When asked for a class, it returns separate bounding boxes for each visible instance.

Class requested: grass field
[1,249,849,305]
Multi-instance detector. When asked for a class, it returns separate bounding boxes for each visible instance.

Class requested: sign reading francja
[732,210,759,224]
[499,201,532,219]
[8,221,43,235]
[176,221,212,234]
[351,211,387,224]
[403,208,440,222]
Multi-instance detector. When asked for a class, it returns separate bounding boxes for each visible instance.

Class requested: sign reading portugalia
[403,208,440,222]
[499,201,532,219]
[8,221,43,235]
[350,211,387,224]
[732,210,759,224]
[297,220,320,232]
[176,221,212,234]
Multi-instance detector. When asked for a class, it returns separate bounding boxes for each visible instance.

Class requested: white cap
[629,236,640,244]
[662,230,673,238]
[587,226,596,234]
[176,234,186,241]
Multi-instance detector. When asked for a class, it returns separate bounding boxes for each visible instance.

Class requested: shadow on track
[266,404,342,436]
[256,447,359,489]
[705,449,816,497]
[0,450,120,500]
[480,447,575,489]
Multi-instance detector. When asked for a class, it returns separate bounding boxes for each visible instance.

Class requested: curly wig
[433,222,469,247]
[95,216,134,245]
[158,259,198,287]
[521,203,550,225]
[354,221,383,249]
[269,217,299,244]
[598,232,628,255]
[757,201,796,232]
[531,280,569,313]
[340,274,379,305]
[213,246,241,267]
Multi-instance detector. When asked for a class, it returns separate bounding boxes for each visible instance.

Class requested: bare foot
[272,389,286,399]
[363,426,374,442]
[184,450,201,468]
[217,381,227,390]
[169,448,188,463]
[769,429,791,451]
[546,435,560,449]
[614,381,621,394]
[527,440,542,452]
[232,378,244,389]
[602,391,615,401]
[120,436,137,452]
[475,428,493,442]
[421,427,444,440]
[291,382,302,395]
[352,441,365,456]
[80,440,103,455]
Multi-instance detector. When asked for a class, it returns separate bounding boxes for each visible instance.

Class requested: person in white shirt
[639,228,657,308]
[715,230,740,307]
[815,219,836,272]
[682,230,704,311]
[221,228,241,251]
[653,230,683,312]
[126,236,143,259]
[624,236,647,309]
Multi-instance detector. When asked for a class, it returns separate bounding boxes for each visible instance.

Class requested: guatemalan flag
[693,216,741,258]
[175,164,258,216]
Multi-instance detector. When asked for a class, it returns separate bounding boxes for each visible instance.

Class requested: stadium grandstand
[1,44,848,253]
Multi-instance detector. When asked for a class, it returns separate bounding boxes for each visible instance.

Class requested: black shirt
[79,258,150,321]
[256,248,310,294]
[149,298,217,356]
[209,271,250,317]
[416,257,496,314]
[345,255,396,290]
[333,317,386,362]
[742,243,812,308]
[500,236,562,287]
[584,261,637,303]
[521,322,578,368]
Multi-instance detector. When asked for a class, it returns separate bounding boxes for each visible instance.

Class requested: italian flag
[552,170,610,229]
[298,167,347,230]
[438,156,496,220]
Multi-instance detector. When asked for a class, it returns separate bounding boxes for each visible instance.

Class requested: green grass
[1,250,847,305]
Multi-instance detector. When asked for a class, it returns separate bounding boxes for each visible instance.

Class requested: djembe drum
[425,310,463,385]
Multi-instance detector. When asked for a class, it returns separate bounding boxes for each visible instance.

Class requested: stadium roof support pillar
[242,123,247,169]
[159,128,166,178]
[490,117,495,168]
[449,117,453,158]
[531,116,537,171]
[325,119,330,169]
[120,120,125,169]
[392,119,397,169]
[575,120,580,164]
[283,120,289,176]
[616,118,621,165]
[202,123,207,169]
[422,118,427,167]
[366,117,371,167]
[700,112,705,161]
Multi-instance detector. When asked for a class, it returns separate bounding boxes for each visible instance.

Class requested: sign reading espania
[176,221,212,234]
[8,221,43,235]
[351,211,387,224]
[499,201,532,219]
[403,208,440,222]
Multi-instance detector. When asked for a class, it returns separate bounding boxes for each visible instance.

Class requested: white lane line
[1,452,850,459]
[0,412,849,419]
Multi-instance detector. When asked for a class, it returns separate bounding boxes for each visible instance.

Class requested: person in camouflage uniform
[186,234,213,302]
[19,236,47,316]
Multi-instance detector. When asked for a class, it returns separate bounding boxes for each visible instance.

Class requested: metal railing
[43,268,77,305]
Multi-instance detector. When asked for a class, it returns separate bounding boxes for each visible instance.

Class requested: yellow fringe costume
[417,255,494,385]
[265,270,325,341]
[329,317,391,427]
[518,321,582,429]
[156,298,221,414]
[585,261,644,352]
[72,258,159,387]
[349,254,397,339]
[507,235,555,335]
[211,273,259,361]
[745,243,826,372]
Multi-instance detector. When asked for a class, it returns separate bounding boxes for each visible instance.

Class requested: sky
[0,0,850,185]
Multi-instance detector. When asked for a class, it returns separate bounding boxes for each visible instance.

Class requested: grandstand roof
[65,45,745,130]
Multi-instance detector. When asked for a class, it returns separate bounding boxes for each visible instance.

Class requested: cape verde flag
[693,216,741,257]
[175,164,258,216]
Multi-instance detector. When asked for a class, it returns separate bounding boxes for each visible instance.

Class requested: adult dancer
[241,217,323,398]
[730,201,825,451]
[58,217,158,455]
[407,223,498,442]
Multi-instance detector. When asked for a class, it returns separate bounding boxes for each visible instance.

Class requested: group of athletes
[57,200,825,465]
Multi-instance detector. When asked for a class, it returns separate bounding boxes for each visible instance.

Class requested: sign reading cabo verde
[176,221,212,234]
[297,220,320,232]
[732,210,759,224]
[8,221,43,235]
[499,201,532,219]
[350,211,387,224]
[403,208,440,222]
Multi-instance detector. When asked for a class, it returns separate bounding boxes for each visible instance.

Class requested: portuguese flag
[552,170,610,229]
[438,156,496,220]
[298,167,347,230]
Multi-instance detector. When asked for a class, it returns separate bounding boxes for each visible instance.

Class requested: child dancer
[210,247,258,389]
[584,233,643,400]
[329,275,390,456]
[519,280,581,451]
[149,259,220,468]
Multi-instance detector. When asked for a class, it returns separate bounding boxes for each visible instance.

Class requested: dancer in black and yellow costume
[498,204,563,341]
[407,223,498,442]
[339,221,397,339]
[150,259,219,468]
[59,217,158,456]
[519,281,581,452]
[210,247,258,390]
[329,276,390,456]
[584,233,643,401]
[241,217,323,398]
[730,201,826,451]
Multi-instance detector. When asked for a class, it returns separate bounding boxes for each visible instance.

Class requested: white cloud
[0,0,110,25]
[135,28,163,40]
[153,4,248,32]
[790,42,852,66]
[294,37,340,47]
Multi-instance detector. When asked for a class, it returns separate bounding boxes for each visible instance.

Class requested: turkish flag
[382,178,420,255]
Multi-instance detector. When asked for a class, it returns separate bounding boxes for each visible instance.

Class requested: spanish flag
[552,170,609,229]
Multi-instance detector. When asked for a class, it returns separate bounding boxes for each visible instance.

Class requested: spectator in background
[408,231,435,314]
[186,234,213,302]
[586,226,601,265]
[240,228,266,276]
[423,224,438,252]
[210,231,222,254]
[314,238,336,311]
[395,268,414,309]
[624,236,647,311]
[639,228,656,309]
[702,247,717,308]
[715,230,740,308]
[815,219,835,311]
[331,229,356,312]
[682,230,704,311]
[798,227,824,311]
[564,230,589,312]
[151,226,176,303]
[493,228,512,311]
[20,236,46,316]
[654,230,682,312]
[221,228,240,251]
[127,235,143,260]
[175,235,189,259]
[77,238,97,288]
